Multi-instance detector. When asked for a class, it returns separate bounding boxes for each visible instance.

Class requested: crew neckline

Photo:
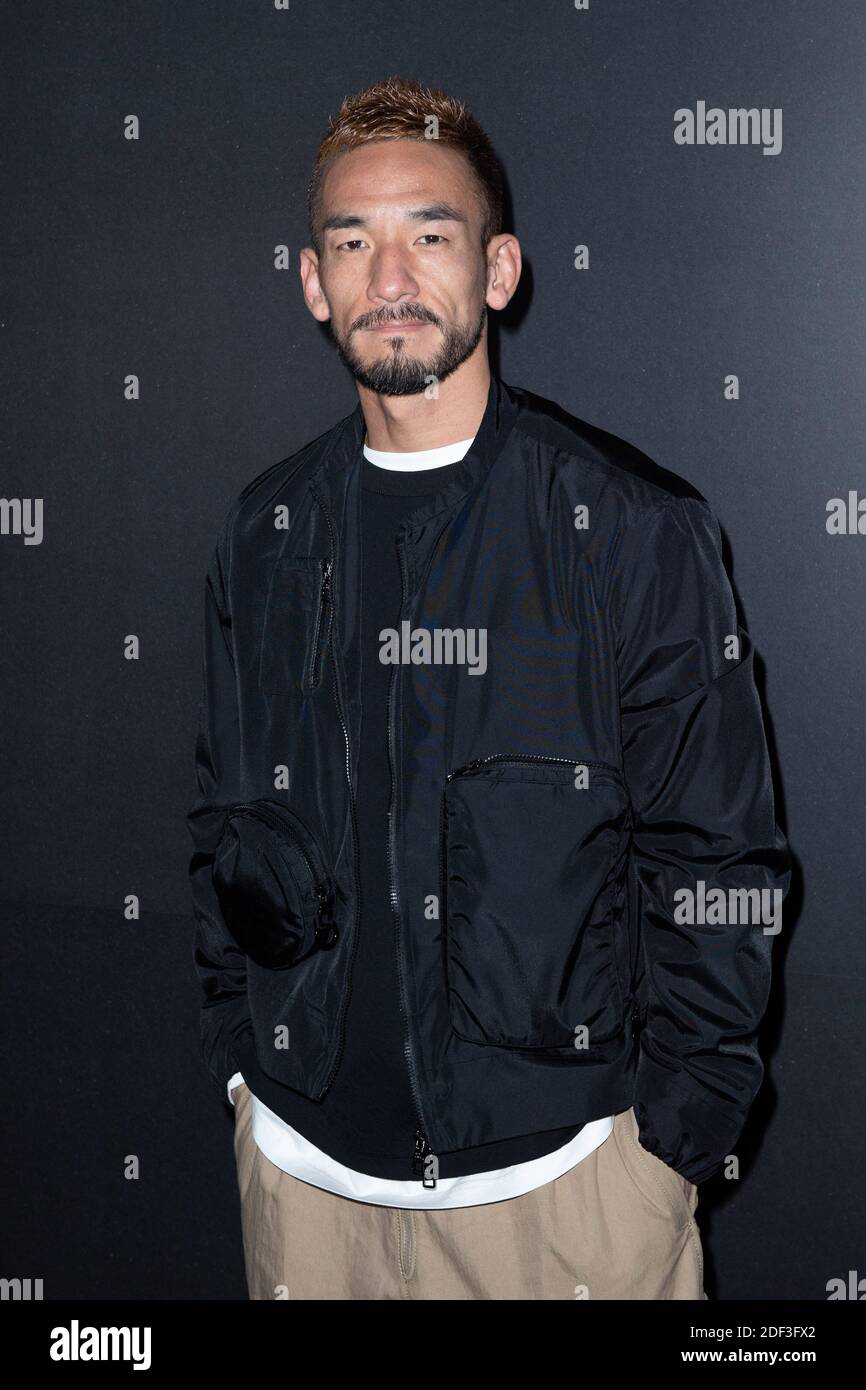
[363,435,475,470]
[361,433,476,496]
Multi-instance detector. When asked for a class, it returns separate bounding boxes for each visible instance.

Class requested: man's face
[305,140,491,397]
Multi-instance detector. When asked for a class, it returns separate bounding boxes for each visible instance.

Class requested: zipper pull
[630,1003,642,1040]
[412,1129,438,1187]
[446,757,485,783]
[314,883,339,948]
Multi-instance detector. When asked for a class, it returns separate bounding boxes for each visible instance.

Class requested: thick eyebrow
[321,203,468,235]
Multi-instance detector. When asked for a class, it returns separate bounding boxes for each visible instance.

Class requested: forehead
[320,139,478,219]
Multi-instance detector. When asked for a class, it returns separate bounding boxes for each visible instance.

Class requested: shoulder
[213,406,357,557]
[508,381,712,523]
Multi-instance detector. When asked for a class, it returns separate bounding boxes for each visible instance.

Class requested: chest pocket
[258,555,332,694]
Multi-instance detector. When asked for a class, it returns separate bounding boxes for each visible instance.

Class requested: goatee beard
[331,305,487,398]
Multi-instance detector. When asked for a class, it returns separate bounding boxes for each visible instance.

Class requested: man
[187,76,791,1301]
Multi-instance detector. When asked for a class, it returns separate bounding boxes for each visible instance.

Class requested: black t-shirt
[236,448,583,1179]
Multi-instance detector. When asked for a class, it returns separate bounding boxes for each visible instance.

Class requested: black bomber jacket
[187,372,792,1185]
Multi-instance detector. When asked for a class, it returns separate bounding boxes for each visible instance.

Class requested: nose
[365,243,420,309]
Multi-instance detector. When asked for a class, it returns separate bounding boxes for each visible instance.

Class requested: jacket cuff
[634,1050,754,1184]
[202,1006,253,1103]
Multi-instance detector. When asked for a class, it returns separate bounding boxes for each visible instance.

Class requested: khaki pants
[232,1083,706,1300]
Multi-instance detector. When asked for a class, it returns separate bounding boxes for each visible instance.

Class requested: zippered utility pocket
[258,555,333,695]
[213,798,338,969]
[442,753,632,1050]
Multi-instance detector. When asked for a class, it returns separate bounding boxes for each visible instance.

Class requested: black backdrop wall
[3,0,863,1301]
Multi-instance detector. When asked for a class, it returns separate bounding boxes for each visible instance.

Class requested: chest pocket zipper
[446,752,627,785]
[258,556,333,696]
[308,559,332,690]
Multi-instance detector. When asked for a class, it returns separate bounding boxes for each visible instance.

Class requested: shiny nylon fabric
[187,374,791,1184]
[613,498,791,1179]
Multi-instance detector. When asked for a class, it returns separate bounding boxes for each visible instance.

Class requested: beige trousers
[232,1082,706,1300]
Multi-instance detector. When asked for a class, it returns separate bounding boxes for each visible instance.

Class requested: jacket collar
[309,371,522,536]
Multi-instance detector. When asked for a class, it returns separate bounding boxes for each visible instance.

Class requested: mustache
[354,306,440,331]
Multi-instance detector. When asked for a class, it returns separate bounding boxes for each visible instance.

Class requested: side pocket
[617,1107,697,1224]
[231,1078,250,1115]
[232,1082,258,1204]
[442,755,632,1050]
[212,799,338,969]
[213,799,343,1098]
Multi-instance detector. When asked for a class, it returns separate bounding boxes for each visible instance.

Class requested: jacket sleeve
[614,493,791,1184]
[187,506,253,1100]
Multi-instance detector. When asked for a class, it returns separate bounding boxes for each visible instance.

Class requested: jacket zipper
[390,533,437,1184]
[446,753,624,782]
[308,558,332,690]
[309,483,362,1095]
[229,801,337,944]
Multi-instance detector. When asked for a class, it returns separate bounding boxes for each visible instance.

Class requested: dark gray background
[2,0,863,1300]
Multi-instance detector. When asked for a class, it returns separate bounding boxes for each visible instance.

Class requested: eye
[417,234,447,245]
[336,239,367,252]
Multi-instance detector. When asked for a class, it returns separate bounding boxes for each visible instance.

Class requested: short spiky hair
[307,75,505,257]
